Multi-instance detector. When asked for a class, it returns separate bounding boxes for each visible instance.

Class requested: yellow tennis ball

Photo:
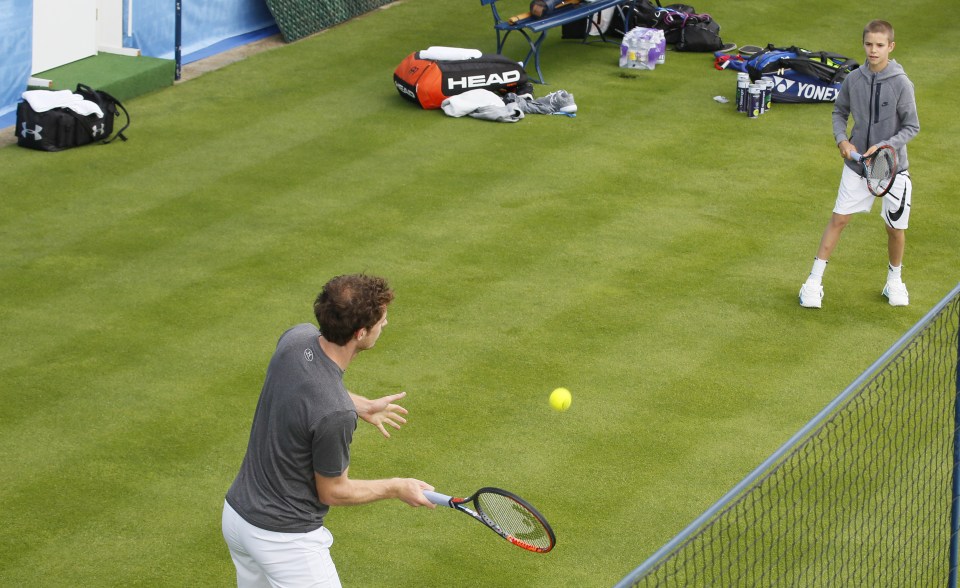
[549,387,572,411]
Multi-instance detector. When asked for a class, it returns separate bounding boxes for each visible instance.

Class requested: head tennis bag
[394,52,533,110]
[739,45,858,103]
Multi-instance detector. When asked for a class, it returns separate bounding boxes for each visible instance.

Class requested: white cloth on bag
[222,500,342,588]
[419,46,483,61]
[22,89,104,118]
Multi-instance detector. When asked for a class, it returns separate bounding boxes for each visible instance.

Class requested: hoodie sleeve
[832,74,853,146]
[886,76,919,151]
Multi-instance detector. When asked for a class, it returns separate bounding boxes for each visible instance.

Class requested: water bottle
[619,36,631,68]
[620,29,634,68]
[638,39,650,70]
[656,30,666,65]
[641,30,659,69]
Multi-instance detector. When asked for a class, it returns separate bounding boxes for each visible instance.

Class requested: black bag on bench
[561,0,657,40]
[15,84,130,152]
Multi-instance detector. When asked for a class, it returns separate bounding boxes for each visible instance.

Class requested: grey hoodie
[832,59,919,174]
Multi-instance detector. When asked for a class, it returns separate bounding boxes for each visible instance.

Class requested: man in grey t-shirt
[222,274,434,587]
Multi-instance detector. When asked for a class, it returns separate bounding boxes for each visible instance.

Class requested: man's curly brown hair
[314,274,395,345]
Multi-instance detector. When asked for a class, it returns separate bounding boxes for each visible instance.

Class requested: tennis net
[615,282,960,587]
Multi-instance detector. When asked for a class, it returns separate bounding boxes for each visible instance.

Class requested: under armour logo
[20,122,42,140]
[304,348,314,362]
[91,123,106,137]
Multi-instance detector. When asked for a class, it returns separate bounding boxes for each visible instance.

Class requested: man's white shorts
[222,500,342,588]
[834,164,912,229]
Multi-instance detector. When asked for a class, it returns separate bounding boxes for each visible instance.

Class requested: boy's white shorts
[834,164,912,229]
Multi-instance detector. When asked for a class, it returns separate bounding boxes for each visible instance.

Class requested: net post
[950,300,960,588]
[175,0,182,81]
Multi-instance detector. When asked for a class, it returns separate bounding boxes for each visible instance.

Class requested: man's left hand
[351,391,409,438]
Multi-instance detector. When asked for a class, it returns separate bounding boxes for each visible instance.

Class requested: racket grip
[849,151,862,161]
[424,490,453,507]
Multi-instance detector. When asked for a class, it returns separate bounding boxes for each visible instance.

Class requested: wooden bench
[481,0,635,84]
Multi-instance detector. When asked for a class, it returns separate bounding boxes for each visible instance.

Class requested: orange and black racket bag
[393,52,533,109]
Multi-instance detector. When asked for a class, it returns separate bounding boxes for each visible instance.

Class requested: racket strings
[475,493,552,550]
[866,151,895,193]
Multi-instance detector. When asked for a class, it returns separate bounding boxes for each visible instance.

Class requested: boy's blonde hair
[864,20,895,43]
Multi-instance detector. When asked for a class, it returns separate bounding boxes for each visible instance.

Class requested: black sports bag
[15,84,130,152]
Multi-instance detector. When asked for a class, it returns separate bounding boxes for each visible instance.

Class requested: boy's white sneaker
[799,282,824,308]
[882,281,909,306]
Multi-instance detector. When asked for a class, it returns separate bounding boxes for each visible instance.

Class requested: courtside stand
[481,0,637,83]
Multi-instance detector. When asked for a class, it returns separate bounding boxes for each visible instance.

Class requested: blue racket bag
[727,45,858,103]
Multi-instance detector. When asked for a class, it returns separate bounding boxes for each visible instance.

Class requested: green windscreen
[265,0,394,42]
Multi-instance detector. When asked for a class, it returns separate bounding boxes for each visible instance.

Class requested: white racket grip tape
[424,490,453,507]
[849,151,863,162]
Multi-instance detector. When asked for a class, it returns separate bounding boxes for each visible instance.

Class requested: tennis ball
[549,387,572,412]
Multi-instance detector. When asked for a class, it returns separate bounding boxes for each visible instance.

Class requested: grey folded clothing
[505,90,577,115]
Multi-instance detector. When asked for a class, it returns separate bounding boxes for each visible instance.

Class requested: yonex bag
[394,52,533,110]
[733,45,858,103]
[16,84,130,151]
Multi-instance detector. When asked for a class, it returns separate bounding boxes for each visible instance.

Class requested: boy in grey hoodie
[799,19,920,308]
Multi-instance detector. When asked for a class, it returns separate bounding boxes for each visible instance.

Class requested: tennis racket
[850,145,898,198]
[424,487,556,553]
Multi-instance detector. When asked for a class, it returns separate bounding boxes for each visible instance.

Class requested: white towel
[22,89,104,118]
[441,89,505,118]
[22,89,82,112]
[66,100,105,118]
[441,89,523,123]
[420,46,483,61]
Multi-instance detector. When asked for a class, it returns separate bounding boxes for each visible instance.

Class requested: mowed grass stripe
[1,118,645,512]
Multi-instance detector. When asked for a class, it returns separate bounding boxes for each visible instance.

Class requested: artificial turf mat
[32,52,175,102]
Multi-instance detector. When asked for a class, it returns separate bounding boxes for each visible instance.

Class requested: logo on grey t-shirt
[304,348,314,362]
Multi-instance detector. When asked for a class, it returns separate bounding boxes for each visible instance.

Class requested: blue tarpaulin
[125,0,274,60]
[0,0,33,122]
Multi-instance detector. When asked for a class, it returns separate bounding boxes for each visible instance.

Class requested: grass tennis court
[1,0,958,585]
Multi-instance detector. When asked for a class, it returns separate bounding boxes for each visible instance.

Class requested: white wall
[97,0,124,51]
[32,0,97,73]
